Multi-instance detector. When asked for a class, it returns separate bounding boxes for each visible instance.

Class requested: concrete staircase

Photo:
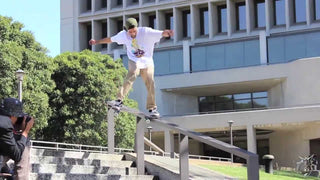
[29,148,156,180]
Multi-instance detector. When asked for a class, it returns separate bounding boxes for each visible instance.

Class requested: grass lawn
[200,164,319,180]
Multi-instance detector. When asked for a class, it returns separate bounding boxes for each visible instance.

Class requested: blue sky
[0,0,60,57]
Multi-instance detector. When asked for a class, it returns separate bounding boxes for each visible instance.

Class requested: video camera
[16,115,32,125]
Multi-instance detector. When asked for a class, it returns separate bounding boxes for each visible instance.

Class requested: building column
[306,0,312,26]
[164,130,175,158]
[259,31,268,65]
[246,0,254,34]
[227,0,235,37]
[285,0,293,30]
[247,124,257,154]
[209,3,217,39]
[183,40,191,73]
[265,0,272,33]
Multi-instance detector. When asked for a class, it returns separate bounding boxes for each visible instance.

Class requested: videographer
[0,98,34,180]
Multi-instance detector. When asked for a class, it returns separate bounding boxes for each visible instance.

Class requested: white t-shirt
[111,27,163,69]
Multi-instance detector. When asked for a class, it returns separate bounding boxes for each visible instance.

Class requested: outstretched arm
[162,30,174,38]
[89,37,112,45]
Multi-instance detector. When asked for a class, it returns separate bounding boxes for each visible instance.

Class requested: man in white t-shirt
[89,18,173,118]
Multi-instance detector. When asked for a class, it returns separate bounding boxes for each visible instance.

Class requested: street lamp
[15,69,25,102]
[147,126,152,151]
[228,120,234,163]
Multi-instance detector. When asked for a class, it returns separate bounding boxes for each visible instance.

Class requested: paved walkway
[142,155,239,180]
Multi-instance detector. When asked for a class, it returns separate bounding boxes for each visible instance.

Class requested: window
[149,15,156,29]
[236,2,246,31]
[133,0,139,3]
[117,20,123,32]
[165,12,173,39]
[200,8,209,35]
[255,0,266,28]
[218,5,227,33]
[117,0,123,6]
[315,0,320,20]
[86,24,92,50]
[101,0,107,8]
[101,21,107,49]
[274,0,285,26]
[87,0,92,11]
[198,92,268,113]
[294,0,306,23]
[182,10,191,38]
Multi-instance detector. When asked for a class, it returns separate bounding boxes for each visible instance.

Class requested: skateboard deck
[106,101,160,120]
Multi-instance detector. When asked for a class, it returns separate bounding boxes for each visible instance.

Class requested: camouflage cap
[0,98,25,117]
[124,18,138,31]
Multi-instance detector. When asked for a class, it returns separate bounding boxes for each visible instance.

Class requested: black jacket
[0,115,27,162]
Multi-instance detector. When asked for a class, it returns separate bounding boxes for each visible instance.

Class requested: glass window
[165,12,174,29]
[183,10,191,38]
[294,0,306,23]
[215,102,233,111]
[315,0,320,20]
[236,2,246,31]
[87,0,92,11]
[234,93,251,100]
[133,0,138,3]
[274,0,285,26]
[117,0,123,5]
[149,15,156,29]
[198,92,268,113]
[218,5,227,33]
[200,8,209,35]
[86,24,92,50]
[101,21,107,49]
[255,0,266,28]
[252,92,267,98]
[253,98,268,108]
[101,0,107,8]
[234,99,252,109]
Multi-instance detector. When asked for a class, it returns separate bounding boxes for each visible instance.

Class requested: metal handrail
[30,140,231,162]
[106,101,259,180]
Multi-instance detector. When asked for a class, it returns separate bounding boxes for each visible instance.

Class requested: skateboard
[106,101,160,120]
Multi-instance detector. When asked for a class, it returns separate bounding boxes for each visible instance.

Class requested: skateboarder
[89,18,173,118]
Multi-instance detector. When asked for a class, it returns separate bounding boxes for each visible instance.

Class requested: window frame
[235,1,246,31]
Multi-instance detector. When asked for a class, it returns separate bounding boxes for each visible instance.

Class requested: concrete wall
[60,0,78,53]
[270,123,320,168]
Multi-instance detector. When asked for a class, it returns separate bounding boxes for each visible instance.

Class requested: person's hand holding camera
[21,116,34,138]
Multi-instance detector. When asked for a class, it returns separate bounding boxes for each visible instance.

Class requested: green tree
[46,50,136,148]
[0,16,55,138]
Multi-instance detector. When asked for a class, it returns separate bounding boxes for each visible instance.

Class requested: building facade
[61,0,320,168]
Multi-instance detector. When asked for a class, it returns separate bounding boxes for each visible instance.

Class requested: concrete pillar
[306,0,312,26]
[247,124,257,154]
[174,7,182,43]
[164,130,175,158]
[246,0,254,34]
[227,0,235,37]
[156,10,165,30]
[259,31,268,65]
[183,40,190,73]
[265,0,272,33]
[191,4,200,41]
[285,0,293,29]
[209,3,217,38]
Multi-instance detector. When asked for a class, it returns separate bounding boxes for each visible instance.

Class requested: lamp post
[15,69,25,102]
[228,120,234,163]
[147,126,152,151]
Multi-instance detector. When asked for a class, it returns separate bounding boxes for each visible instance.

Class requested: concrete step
[31,164,137,175]
[30,156,133,168]
[30,173,155,180]
[31,149,123,161]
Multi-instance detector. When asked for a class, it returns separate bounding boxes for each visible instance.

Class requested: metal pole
[228,120,234,163]
[136,117,145,175]
[18,80,22,102]
[147,126,152,151]
[107,108,115,154]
